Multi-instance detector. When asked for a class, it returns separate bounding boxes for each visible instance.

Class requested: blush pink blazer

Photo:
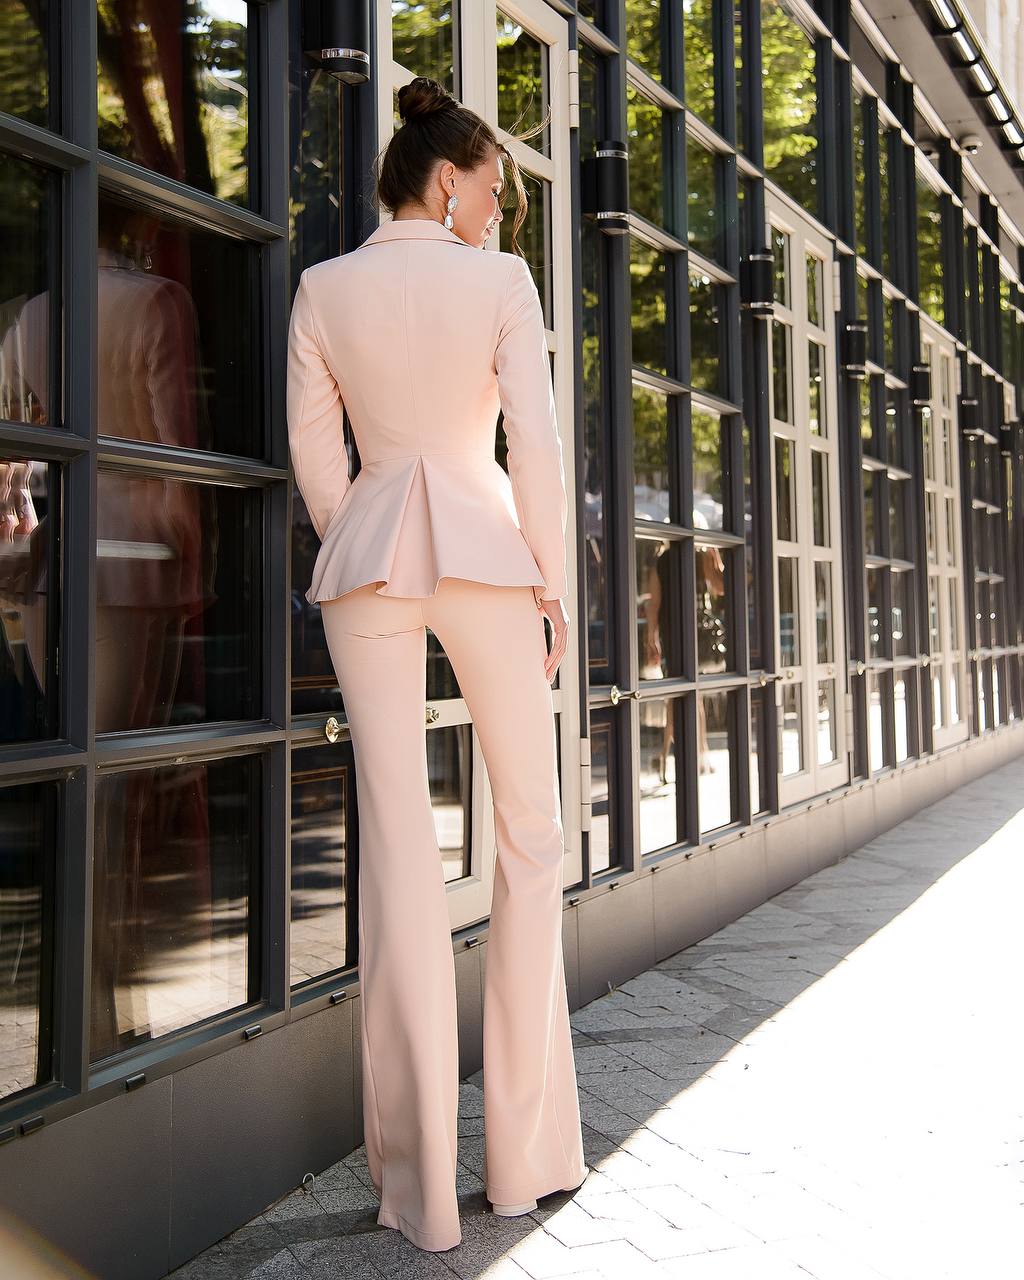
[286,217,569,610]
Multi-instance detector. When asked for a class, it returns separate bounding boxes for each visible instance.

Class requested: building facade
[1,0,1023,1275]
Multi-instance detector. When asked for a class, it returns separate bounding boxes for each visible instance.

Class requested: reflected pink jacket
[286,217,569,610]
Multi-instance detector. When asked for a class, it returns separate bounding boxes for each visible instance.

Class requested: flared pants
[320,577,587,1252]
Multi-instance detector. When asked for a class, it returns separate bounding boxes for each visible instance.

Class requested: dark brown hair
[373,77,550,259]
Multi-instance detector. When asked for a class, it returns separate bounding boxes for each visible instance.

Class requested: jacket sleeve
[286,270,350,542]
[494,254,569,606]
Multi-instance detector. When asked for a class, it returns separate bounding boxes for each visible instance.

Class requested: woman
[286,77,588,1253]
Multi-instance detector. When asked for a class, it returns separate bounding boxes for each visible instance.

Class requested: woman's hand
[539,596,569,684]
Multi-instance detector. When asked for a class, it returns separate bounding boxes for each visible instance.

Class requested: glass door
[766,194,849,805]
[375,0,579,919]
[919,316,968,751]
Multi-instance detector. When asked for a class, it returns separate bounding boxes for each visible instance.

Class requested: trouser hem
[377,1205,462,1252]
[486,1161,588,1205]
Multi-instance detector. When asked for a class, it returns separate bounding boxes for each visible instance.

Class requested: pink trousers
[320,577,587,1252]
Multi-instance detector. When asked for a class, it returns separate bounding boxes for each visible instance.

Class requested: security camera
[958,134,983,155]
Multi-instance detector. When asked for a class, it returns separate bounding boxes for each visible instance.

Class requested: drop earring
[443,193,458,229]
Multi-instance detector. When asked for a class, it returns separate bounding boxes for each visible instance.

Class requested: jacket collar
[361,217,474,249]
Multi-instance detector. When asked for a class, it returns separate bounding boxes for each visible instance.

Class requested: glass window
[0,779,58,1101]
[497,11,550,156]
[631,238,670,376]
[95,475,260,732]
[699,690,735,832]
[771,321,792,423]
[750,688,769,814]
[696,543,729,674]
[97,195,261,457]
[917,178,944,324]
[638,696,684,853]
[761,0,818,216]
[638,537,683,679]
[97,0,250,206]
[816,679,836,765]
[684,0,716,124]
[627,85,668,229]
[0,457,56,744]
[392,0,455,86]
[689,270,723,394]
[291,741,356,987]
[1,154,56,429]
[626,0,664,81]
[775,437,796,541]
[687,136,719,261]
[633,385,673,524]
[778,554,800,665]
[91,754,259,1063]
[0,0,51,126]
[588,708,618,875]
[811,449,829,545]
[692,408,725,531]
[781,681,802,774]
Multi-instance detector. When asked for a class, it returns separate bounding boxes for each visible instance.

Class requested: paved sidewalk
[170,758,1024,1280]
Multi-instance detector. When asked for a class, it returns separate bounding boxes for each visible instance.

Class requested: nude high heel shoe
[490,1167,590,1217]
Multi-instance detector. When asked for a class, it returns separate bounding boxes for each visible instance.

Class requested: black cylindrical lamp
[910,362,931,405]
[303,0,370,84]
[841,321,868,378]
[740,249,773,315]
[958,395,981,435]
[581,142,629,235]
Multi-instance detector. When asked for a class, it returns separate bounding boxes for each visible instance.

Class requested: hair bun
[398,76,457,124]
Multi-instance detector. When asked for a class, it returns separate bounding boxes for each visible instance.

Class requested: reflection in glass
[581,215,611,674]
[814,561,832,663]
[772,226,789,306]
[771,320,792,422]
[811,448,828,545]
[1,154,54,427]
[633,384,672,523]
[0,0,50,124]
[696,544,729,674]
[637,537,682,679]
[426,724,472,883]
[97,0,249,206]
[91,755,258,1062]
[291,742,354,986]
[684,0,715,122]
[863,466,877,553]
[750,689,769,814]
[639,696,682,853]
[927,576,940,651]
[808,340,825,435]
[0,780,57,1101]
[97,196,259,456]
[889,478,906,560]
[588,710,616,874]
[761,0,818,216]
[894,675,909,761]
[806,252,821,325]
[687,136,719,260]
[627,85,667,228]
[0,458,54,743]
[925,491,937,563]
[817,679,836,765]
[859,375,873,447]
[497,11,550,157]
[948,577,960,650]
[867,672,883,771]
[692,409,724,530]
[689,271,722,394]
[945,496,956,567]
[891,569,911,657]
[867,566,882,659]
[626,0,663,80]
[291,37,341,278]
[949,665,961,723]
[95,474,258,731]
[393,0,455,86]
[630,238,669,375]
[778,555,799,666]
[699,691,734,832]
[775,437,795,541]
[781,682,802,774]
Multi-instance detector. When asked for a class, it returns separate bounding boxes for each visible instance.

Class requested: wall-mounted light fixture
[958,394,981,435]
[911,362,931,405]
[303,0,370,84]
[739,249,773,315]
[581,142,629,235]
[841,321,868,378]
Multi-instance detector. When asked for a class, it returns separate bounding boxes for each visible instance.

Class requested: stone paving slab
[169,758,1024,1280]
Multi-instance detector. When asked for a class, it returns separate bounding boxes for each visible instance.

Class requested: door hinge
[579,734,591,832]
[832,258,842,312]
[567,47,579,130]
